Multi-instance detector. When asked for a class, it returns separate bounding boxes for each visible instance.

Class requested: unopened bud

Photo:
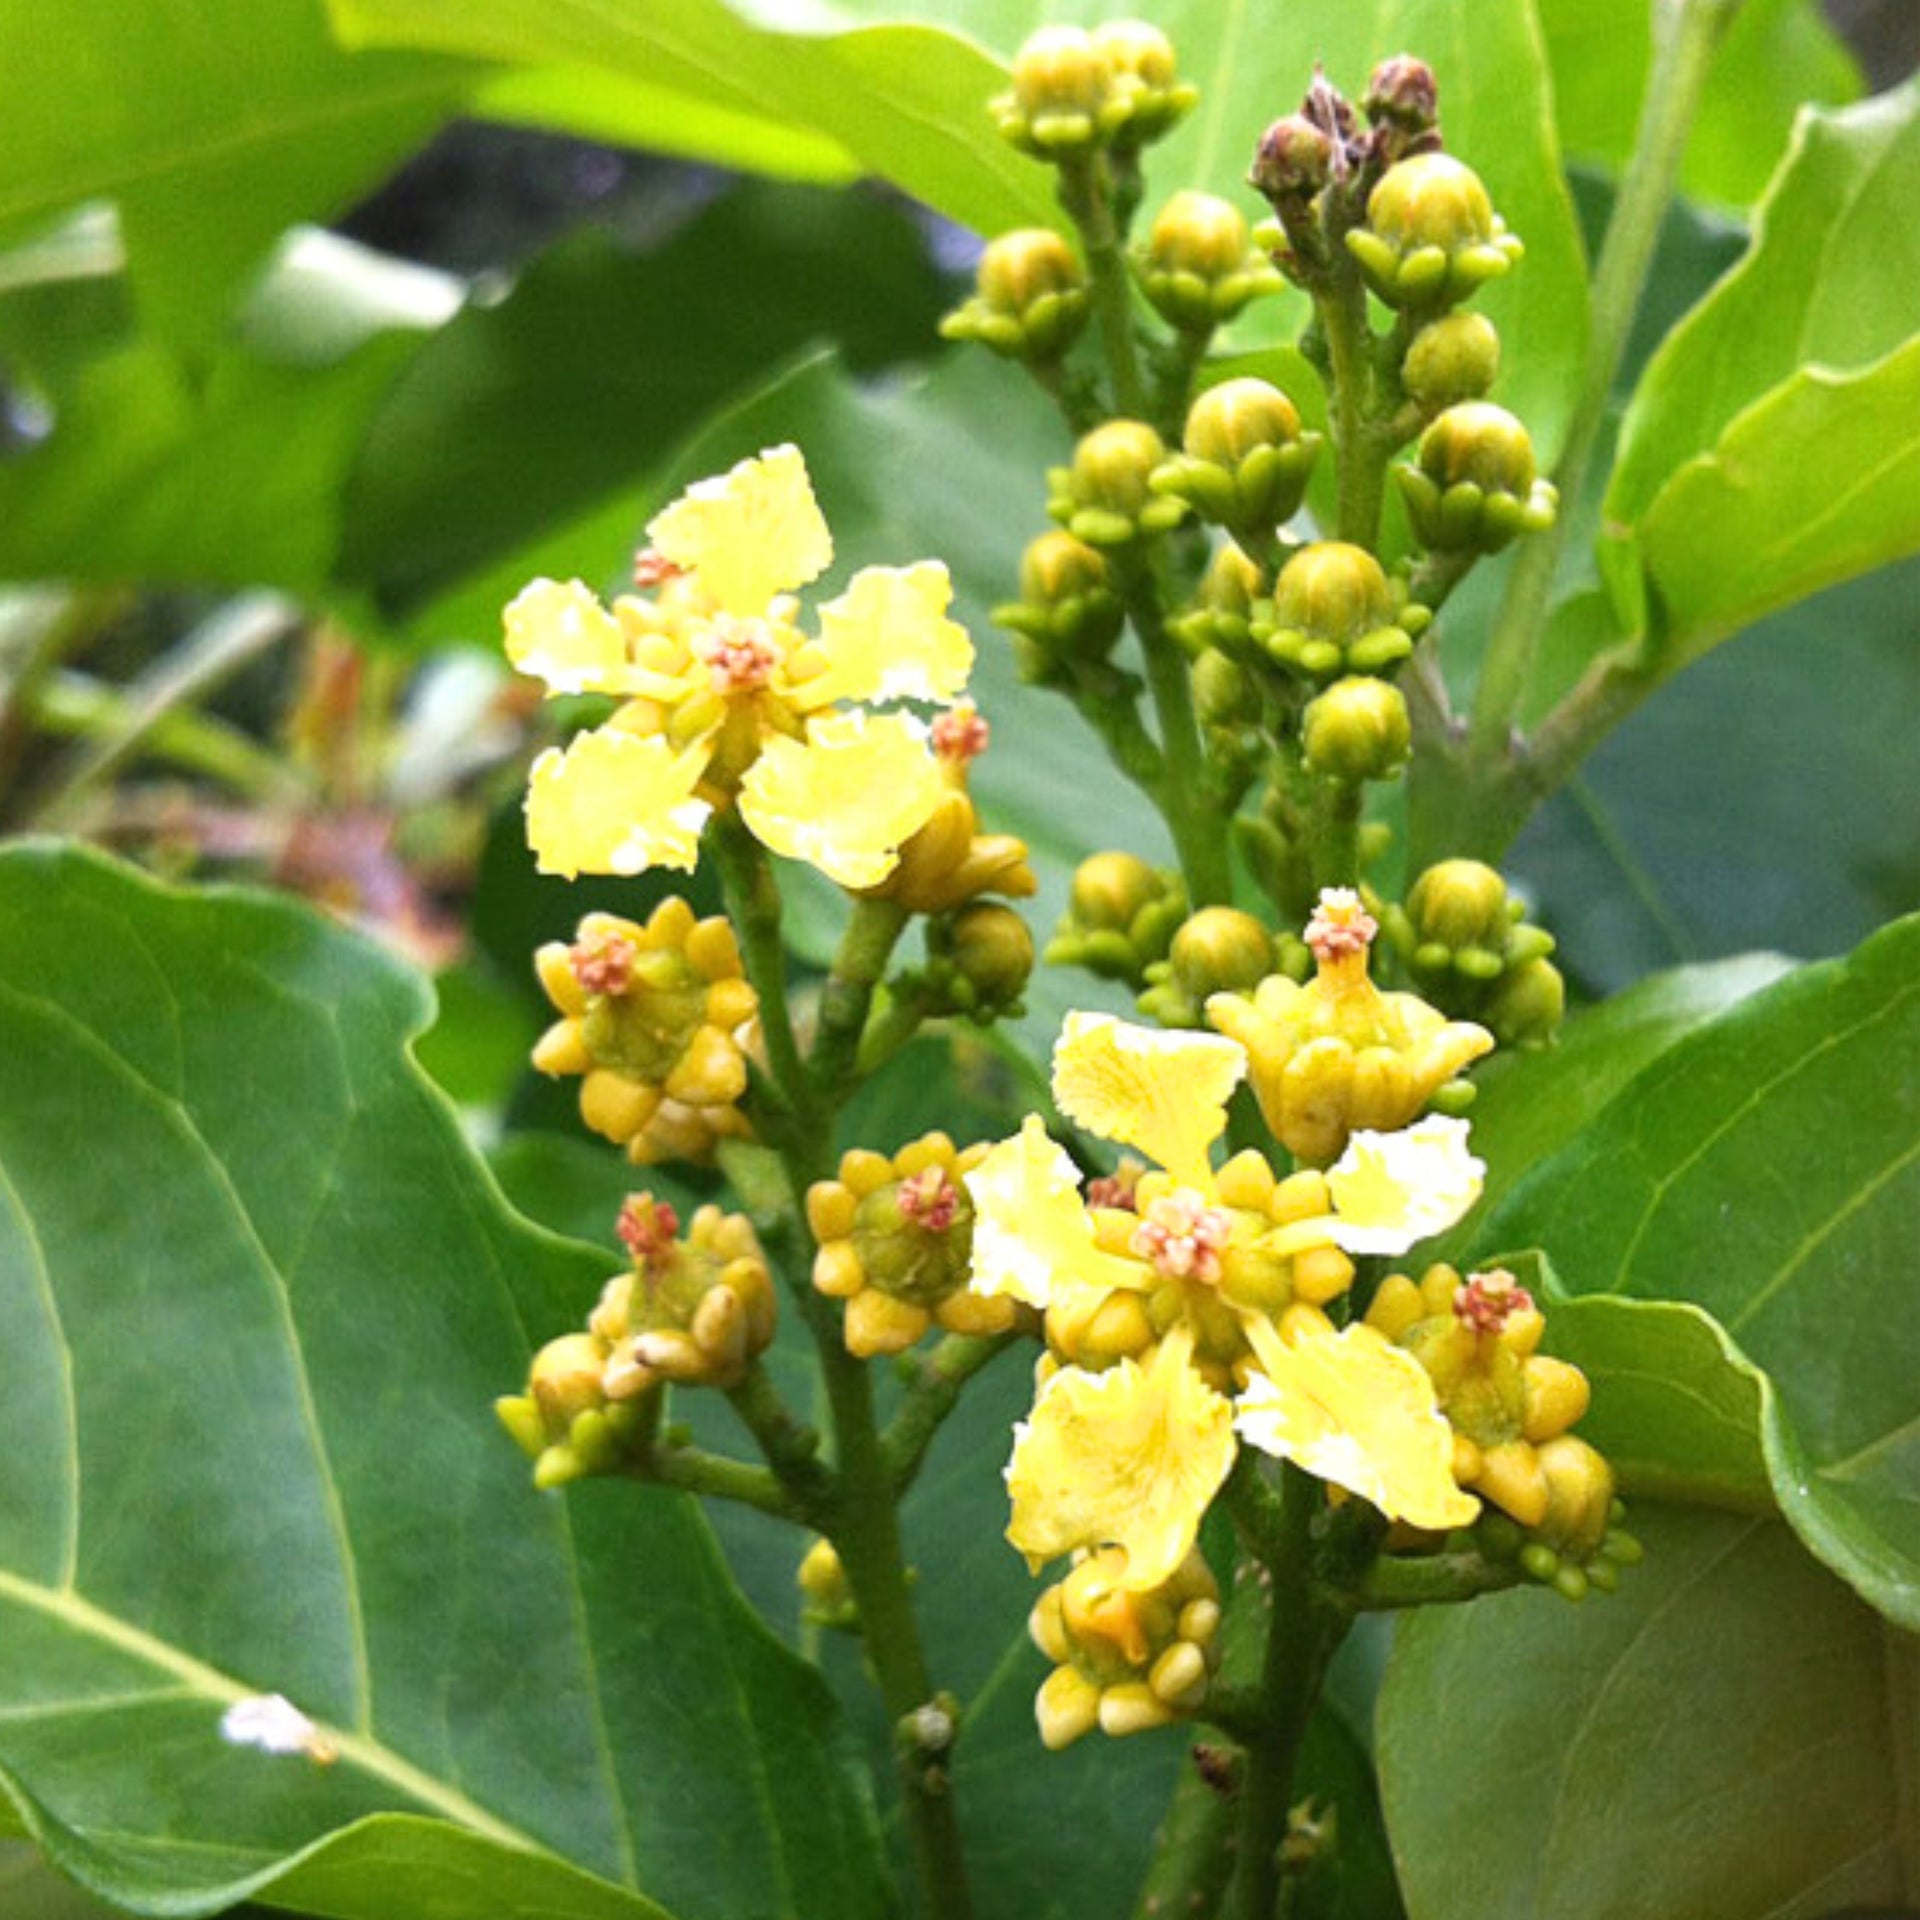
[1152,379,1320,544]
[1347,153,1522,310]
[1048,420,1186,548]
[1302,676,1412,783]
[939,902,1037,1013]
[1256,541,1423,680]
[1363,55,1438,139]
[994,531,1125,674]
[942,228,1089,361]
[1251,114,1334,205]
[1398,402,1556,552]
[1140,192,1281,330]
[992,25,1115,158]
[1403,311,1501,414]
[1092,20,1196,146]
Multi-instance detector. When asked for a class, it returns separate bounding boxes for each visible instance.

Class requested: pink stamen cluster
[1131,1190,1231,1284]
[1086,1159,1145,1212]
[570,931,638,998]
[693,615,782,694]
[632,547,685,589]
[618,1194,681,1275]
[897,1168,961,1235]
[1453,1269,1534,1335]
[932,703,991,764]
[1306,887,1378,963]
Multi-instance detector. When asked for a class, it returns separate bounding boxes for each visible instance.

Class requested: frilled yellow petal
[503,577,687,700]
[1236,1318,1478,1530]
[525,729,711,878]
[736,708,944,889]
[1326,1115,1485,1254]
[1051,1012,1246,1189]
[966,1115,1141,1310]
[1007,1329,1236,1592]
[645,444,833,616]
[800,562,975,709]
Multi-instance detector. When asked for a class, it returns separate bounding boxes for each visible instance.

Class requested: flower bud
[1046,852,1187,986]
[1254,541,1425,681]
[797,1537,859,1629]
[993,531,1126,678]
[1250,114,1335,207]
[496,1331,647,1489]
[1362,56,1439,150]
[866,765,1038,917]
[1483,954,1565,1051]
[941,228,1089,362]
[1170,540,1265,663]
[991,24,1117,158]
[1048,420,1187,548]
[1346,153,1522,310]
[1397,401,1557,552]
[1139,192,1283,331]
[1152,379,1322,547]
[931,901,1037,1017]
[1302,676,1412,783]
[1191,647,1256,728]
[1402,311,1501,414]
[1137,906,1278,1028]
[1093,20,1197,147]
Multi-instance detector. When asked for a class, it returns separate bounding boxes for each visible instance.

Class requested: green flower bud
[1151,379,1322,547]
[1047,851,1187,985]
[1406,857,1512,952]
[1091,20,1197,147]
[991,25,1117,158]
[1047,420,1187,548]
[993,530,1125,677]
[1139,906,1278,1028]
[1302,676,1412,783]
[941,228,1089,361]
[1397,401,1557,552]
[797,1537,859,1630]
[1403,311,1501,414]
[1170,540,1265,662]
[1482,954,1565,1051]
[932,901,1036,1017]
[1362,55,1439,142]
[1254,541,1426,680]
[1139,192,1283,331]
[1249,113,1335,207]
[1346,153,1523,310]
[1191,647,1255,727]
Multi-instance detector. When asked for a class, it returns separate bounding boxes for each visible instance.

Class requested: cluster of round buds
[1137,192,1284,332]
[1137,905,1282,1029]
[496,1195,777,1487]
[920,901,1037,1021]
[940,229,1089,363]
[532,901,758,1166]
[1045,1157,1353,1387]
[1251,542,1430,682]
[994,531,1126,685]
[1169,542,1265,663]
[1030,1546,1221,1748]
[1150,378,1323,552]
[1207,890,1493,1164]
[1380,860,1565,1049]
[1047,420,1188,549]
[809,1133,1022,1357]
[1345,153,1523,311]
[991,21,1197,161]
[1044,850,1188,988]
[1397,403,1557,555]
[1365,1264,1593,1530]
[1476,1467,1643,1601]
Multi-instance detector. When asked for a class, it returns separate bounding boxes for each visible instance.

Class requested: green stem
[882,1332,1020,1493]
[811,897,910,1098]
[725,1363,833,1514]
[709,815,815,1121]
[1129,1745,1240,1920]
[1061,157,1149,420]
[1072,666,1166,795]
[0,589,129,810]
[630,1442,797,1519]
[1318,280,1387,548]
[1345,1547,1525,1611]
[1308,775,1364,891]
[1468,0,1738,762]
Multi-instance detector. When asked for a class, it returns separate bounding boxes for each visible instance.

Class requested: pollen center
[1132,1189,1231,1283]
[694,614,783,694]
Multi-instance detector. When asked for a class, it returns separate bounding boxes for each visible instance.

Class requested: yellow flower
[503,444,983,889]
[1324,1116,1484,1255]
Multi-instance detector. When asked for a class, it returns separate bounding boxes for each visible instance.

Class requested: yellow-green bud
[1073,850,1161,930]
[1092,20,1196,146]
[797,1537,858,1629]
[992,25,1116,158]
[1170,540,1265,662]
[1398,402,1557,553]
[1048,851,1187,985]
[993,530,1125,675]
[1139,906,1277,1027]
[941,228,1089,361]
[1407,858,1512,953]
[1048,420,1187,548]
[1346,153,1522,310]
[936,901,1036,1015]
[1191,648,1255,727]
[1403,311,1501,414]
[1302,676,1412,783]
[1255,541,1424,680]
[1152,379,1321,545]
[1139,192,1282,331]
[1483,954,1565,1051]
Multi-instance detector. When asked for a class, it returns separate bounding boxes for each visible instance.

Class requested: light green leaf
[1378,1507,1920,1920]
[0,0,473,342]
[1542,0,1860,209]
[0,844,889,1920]
[1603,76,1920,661]
[1483,913,1920,1629]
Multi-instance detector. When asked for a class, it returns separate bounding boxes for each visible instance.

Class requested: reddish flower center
[932,704,991,764]
[1132,1189,1231,1283]
[1306,887,1378,964]
[693,615,782,694]
[1453,1268,1534,1335]
[898,1168,960,1234]
[618,1194,680,1275]
[632,547,685,589]
[1086,1159,1145,1212]
[570,931,638,997]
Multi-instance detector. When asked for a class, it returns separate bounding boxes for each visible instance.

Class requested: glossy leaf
[0,845,888,1920]
[1379,1507,1920,1920]
[1542,0,1860,208]
[1604,76,1920,662]
[1485,913,1920,1628]
[0,0,473,341]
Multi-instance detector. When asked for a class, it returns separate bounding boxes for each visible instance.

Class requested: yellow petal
[1325,1115,1485,1255]
[1006,1329,1236,1592]
[736,708,944,889]
[503,577,690,700]
[966,1115,1141,1310]
[1235,1319,1478,1530]
[645,444,833,616]
[525,729,711,878]
[1051,1012,1246,1188]
[801,562,975,708]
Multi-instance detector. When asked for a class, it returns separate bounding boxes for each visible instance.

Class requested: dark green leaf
[0,844,888,1920]
[1379,1507,1920,1920]
[1483,913,1920,1628]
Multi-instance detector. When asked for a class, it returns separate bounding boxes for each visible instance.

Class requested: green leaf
[1542,0,1860,209]
[0,0,474,342]
[1604,76,1920,661]
[1378,1506,1920,1920]
[1482,913,1920,1629]
[0,844,889,1920]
